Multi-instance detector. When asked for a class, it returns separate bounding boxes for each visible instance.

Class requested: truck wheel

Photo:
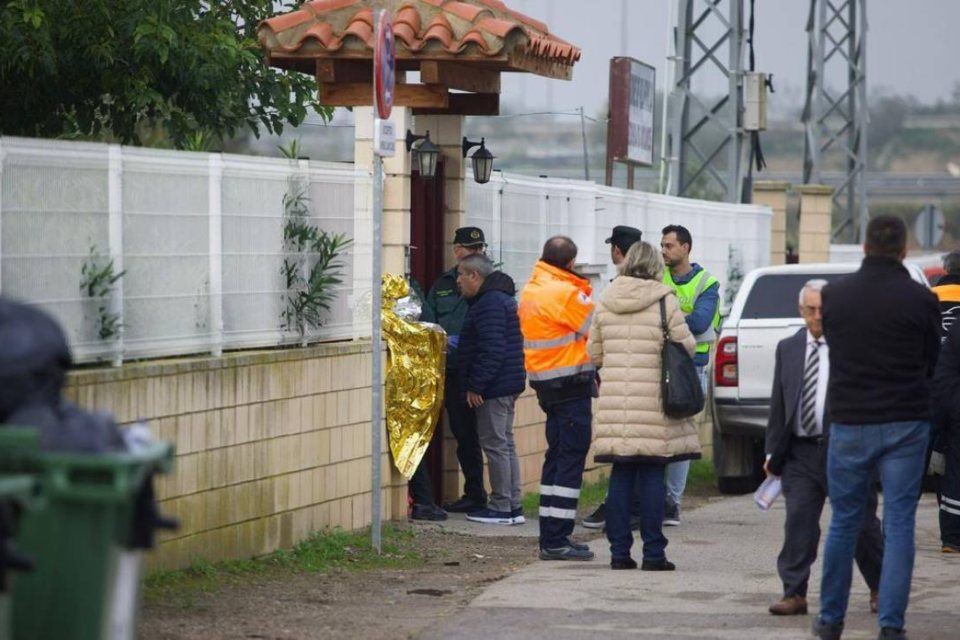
[713,422,764,494]
[717,476,758,495]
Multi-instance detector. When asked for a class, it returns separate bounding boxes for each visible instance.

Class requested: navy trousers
[941,426,960,547]
[607,461,668,561]
[538,396,592,549]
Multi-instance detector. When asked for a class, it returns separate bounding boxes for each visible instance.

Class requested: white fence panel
[0,137,368,364]
[468,172,771,305]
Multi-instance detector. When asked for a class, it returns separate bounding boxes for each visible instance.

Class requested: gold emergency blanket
[381,274,447,479]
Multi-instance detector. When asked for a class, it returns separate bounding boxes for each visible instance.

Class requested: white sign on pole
[374,119,396,157]
[914,204,945,249]
[627,60,656,166]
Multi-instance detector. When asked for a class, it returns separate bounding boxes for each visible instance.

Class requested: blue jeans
[820,420,930,631]
[664,366,707,508]
[606,461,668,561]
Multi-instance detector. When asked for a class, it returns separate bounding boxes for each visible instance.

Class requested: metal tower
[802,0,868,242]
[663,0,747,203]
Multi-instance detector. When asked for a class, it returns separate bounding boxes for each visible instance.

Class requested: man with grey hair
[455,255,527,524]
[763,279,883,617]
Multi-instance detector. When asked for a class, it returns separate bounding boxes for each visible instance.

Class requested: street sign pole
[370,8,395,555]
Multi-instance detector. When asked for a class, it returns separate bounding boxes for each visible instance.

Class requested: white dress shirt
[795,331,829,437]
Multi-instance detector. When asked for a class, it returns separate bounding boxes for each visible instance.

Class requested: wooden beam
[413,93,500,116]
[318,83,449,109]
[316,59,371,83]
[419,61,501,94]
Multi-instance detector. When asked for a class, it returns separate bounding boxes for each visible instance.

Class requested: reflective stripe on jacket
[663,267,720,354]
[519,261,596,394]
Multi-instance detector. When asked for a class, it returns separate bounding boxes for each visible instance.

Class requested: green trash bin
[0,474,35,640]
[0,427,174,640]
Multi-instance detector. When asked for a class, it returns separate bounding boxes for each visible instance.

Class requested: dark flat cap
[605,225,643,250]
[453,226,486,246]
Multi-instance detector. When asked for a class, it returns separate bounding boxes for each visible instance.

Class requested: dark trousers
[940,427,960,547]
[538,396,592,549]
[607,462,668,561]
[779,438,883,598]
[409,455,434,506]
[445,373,487,502]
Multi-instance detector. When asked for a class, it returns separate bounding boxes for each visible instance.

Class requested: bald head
[541,235,578,270]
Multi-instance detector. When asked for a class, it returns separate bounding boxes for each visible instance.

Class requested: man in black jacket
[764,280,882,617]
[931,321,960,555]
[456,254,527,525]
[813,216,940,640]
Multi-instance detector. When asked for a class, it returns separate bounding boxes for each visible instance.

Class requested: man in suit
[764,279,883,616]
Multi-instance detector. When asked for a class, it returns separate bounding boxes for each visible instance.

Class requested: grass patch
[685,459,718,496]
[143,524,420,607]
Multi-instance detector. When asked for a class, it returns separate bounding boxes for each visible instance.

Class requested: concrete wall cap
[795,184,835,195]
[752,180,792,191]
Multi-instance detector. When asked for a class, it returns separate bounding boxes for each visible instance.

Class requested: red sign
[374,11,395,120]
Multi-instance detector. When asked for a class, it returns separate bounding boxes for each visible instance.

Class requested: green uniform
[421,267,468,369]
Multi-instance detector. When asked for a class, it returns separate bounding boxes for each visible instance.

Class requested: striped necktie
[800,340,821,436]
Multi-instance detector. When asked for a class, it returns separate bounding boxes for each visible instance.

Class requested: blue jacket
[458,271,527,399]
[670,263,720,367]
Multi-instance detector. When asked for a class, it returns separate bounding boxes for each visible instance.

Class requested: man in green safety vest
[660,224,720,526]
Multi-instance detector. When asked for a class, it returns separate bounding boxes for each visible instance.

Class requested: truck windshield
[740,273,850,319]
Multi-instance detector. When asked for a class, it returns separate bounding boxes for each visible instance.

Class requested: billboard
[607,57,656,167]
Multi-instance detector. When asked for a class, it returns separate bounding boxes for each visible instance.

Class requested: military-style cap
[453,226,486,247]
[605,225,642,251]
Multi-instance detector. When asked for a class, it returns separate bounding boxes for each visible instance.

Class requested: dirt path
[140,527,542,640]
[140,494,715,639]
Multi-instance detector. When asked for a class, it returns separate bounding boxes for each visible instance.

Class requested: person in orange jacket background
[519,236,597,561]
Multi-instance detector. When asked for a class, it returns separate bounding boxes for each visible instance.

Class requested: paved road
[423,495,956,640]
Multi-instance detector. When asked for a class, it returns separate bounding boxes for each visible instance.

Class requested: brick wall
[64,342,408,571]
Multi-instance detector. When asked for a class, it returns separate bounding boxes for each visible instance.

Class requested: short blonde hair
[619,241,664,280]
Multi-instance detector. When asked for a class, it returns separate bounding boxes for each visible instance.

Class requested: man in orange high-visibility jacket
[519,236,597,561]
[933,250,960,339]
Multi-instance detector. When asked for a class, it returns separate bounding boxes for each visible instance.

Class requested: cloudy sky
[502,0,960,116]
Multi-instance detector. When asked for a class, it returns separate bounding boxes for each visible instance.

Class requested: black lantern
[462,137,495,184]
[405,130,440,179]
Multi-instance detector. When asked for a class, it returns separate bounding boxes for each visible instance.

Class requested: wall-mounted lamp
[404,130,440,179]
[462,137,495,185]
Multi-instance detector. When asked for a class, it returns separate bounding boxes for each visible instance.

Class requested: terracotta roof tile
[258,0,581,75]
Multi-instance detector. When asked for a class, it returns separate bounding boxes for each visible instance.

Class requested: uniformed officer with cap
[418,226,490,514]
[605,226,643,265]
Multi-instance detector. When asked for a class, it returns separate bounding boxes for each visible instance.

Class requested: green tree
[0,0,331,148]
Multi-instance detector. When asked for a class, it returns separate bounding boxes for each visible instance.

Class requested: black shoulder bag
[659,297,705,418]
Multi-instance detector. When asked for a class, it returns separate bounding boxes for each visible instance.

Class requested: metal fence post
[107,145,124,367]
[208,154,224,357]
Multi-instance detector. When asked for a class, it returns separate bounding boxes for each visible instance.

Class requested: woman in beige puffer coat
[588,241,702,571]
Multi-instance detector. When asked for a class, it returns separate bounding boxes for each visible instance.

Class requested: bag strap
[658,297,669,341]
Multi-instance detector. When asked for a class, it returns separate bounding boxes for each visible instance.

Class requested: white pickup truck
[711,262,929,493]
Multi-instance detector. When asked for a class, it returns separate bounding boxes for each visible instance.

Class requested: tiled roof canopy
[258,0,581,115]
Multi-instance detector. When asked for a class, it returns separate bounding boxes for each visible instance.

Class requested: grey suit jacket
[766,328,830,476]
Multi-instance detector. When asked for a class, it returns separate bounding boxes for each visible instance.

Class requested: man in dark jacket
[931,321,960,555]
[813,216,941,640]
[455,254,526,525]
[420,226,489,513]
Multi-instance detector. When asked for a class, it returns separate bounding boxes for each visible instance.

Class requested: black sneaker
[581,503,605,529]
[465,507,513,525]
[443,495,486,513]
[664,503,681,527]
[411,503,448,521]
[611,557,638,570]
[510,507,526,525]
[640,558,676,571]
[539,544,595,561]
[878,629,908,640]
